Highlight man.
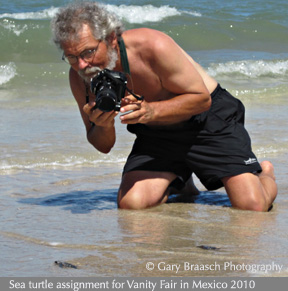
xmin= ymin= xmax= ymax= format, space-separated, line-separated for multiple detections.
xmin=51 ymin=2 xmax=277 ymax=211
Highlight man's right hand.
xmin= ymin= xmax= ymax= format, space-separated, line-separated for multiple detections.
xmin=83 ymin=102 xmax=118 ymax=128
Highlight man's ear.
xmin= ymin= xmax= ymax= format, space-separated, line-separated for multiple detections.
xmin=106 ymin=32 xmax=117 ymax=47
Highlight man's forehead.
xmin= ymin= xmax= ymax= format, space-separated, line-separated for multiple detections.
xmin=61 ymin=24 xmax=98 ymax=50
xmin=73 ymin=24 xmax=96 ymax=42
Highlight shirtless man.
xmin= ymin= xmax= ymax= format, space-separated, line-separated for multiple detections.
xmin=51 ymin=2 xmax=277 ymax=211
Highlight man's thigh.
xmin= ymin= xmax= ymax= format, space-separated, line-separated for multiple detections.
xmin=118 ymin=170 xmax=177 ymax=209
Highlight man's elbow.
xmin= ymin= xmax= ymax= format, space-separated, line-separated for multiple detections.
xmin=99 ymin=146 xmax=113 ymax=154
xmin=87 ymin=136 xmax=113 ymax=154
xmin=201 ymin=93 xmax=212 ymax=112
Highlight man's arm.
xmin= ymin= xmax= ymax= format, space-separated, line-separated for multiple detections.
xmin=69 ymin=68 xmax=117 ymax=153
xmin=120 ymin=29 xmax=212 ymax=125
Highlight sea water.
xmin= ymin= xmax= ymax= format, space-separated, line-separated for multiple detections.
xmin=0 ymin=0 xmax=288 ymax=277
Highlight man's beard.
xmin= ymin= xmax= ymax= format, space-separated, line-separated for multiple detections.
xmin=78 ymin=47 xmax=118 ymax=83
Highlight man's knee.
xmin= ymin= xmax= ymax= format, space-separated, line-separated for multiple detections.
xmin=118 ymin=190 xmax=147 ymax=210
xmin=118 ymin=184 xmax=169 ymax=210
xmin=118 ymin=171 xmax=174 ymax=210
xmin=222 ymin=174 xmax=272 ymax=212
xmin=232 ymin=195 xmax=268 ymax=212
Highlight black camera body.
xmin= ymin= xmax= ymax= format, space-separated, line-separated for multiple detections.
xmin=90 ymin=69 xmax=127 ymax=112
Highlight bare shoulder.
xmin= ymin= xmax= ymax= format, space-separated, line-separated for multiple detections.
xmin=68 ymin=68 xmax=92 ymax=131
xmin=69 ymin=68 xmax=86 ymax=104
xmin=124 ymin=28 xmax=171 ymax=42
xmin=124 ymin=28 xmax=194 ymax=76
xmin=123 ymin=28 xmax=176 ymax=58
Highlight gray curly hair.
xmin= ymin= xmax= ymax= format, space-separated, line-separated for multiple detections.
xmin=51 ymin=1 xmax=125 ymax=49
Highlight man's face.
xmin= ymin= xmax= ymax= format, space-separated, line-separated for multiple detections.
xmin=77 ymin=46 xmax=118 ymax=82
xmin=62 ymin=24 xmax=118 ymax=82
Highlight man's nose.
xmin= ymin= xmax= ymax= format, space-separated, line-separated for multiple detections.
xmin=77 ymin=57 xmax=89 ymax=70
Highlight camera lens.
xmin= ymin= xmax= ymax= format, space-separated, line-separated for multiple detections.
xmin=96 ymin=89 xmax=117 ymax=112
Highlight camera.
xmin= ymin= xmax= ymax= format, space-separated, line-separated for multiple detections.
xmin=90 ymin=69 xmax=127 ymax=112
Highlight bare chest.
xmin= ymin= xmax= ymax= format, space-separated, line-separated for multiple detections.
xmin=127 ymin=68 xmax=174 ymax=102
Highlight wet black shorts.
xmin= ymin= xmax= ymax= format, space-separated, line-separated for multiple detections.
xmin=123 ymin=84 xmax=262 ymax=190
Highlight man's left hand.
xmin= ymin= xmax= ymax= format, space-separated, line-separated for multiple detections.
xmin=119 ymin=95 xmax=154 ymax=124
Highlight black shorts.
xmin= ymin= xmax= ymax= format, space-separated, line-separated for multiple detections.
xmin=123 ymin=84 xmax=262 ymax=191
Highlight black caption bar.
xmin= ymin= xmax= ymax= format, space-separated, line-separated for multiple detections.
xmin=1 ymin=277 xmax=287 ymax=291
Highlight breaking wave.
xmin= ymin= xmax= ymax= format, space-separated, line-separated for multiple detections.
xmin=0 ymin=4 xmax=200 ymax=24
xmin=0 ymin=62 xmax=17 ymax=86
xmin=207 ymin=59 xmax=288 ymax=79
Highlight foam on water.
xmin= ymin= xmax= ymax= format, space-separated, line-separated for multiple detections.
xmin=0 ymin=62 xmax=17 ymax=85
xmin=0 ymin=156 xmax=127 ymax=173
xmin=207 ymin=59 xmax=288 ymax=79
xmin=0 ymin=18 xmax=29 ymax=35
xmin=0 ymin=7 xmax=58 ymax=20
xmin=105 ymin=4 xmax=180 ymax=23
xmin=0 ymin=4 xmax=200 ymax=24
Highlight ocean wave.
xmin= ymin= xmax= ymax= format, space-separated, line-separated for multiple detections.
xmin=0 ymin=4 xmax=200 ymax=24
xmin=207 ymin=59 xmax=288 ymax=78
xmin=0 ymin=62 xmax=17 ymax=86
xmin=0 ymin=156 xmax=127 ymax=172
xmin=105 ymin=4 xmax=181 ymax=24
xmin=0 ymin=18 xmax=29 ymax=35
xmin=0 ymin=7 xmax=58 ymax=20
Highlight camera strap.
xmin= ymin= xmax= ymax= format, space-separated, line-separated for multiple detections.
xmin=126 ymin=87 xmax=144 ymax=102
xmin=85 ymin=85 xmax=89 ymax=104
xmin=118 ymin=37 xmax=131 ymax=75
xmin=118 ymin=37 xmax=144 ymax=102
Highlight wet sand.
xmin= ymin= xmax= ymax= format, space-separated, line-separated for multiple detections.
xmin=1 ymin=151 xmax=287 ymax=277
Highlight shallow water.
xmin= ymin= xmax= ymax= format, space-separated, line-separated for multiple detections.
xmin=1 ymin=145 xmax=288 ymax=277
